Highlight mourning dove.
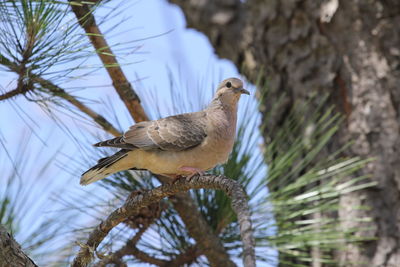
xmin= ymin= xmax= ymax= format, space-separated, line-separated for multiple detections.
xmin=81 ymin=78 xmax=249 ymax=185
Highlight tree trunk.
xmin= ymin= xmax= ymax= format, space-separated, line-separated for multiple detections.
xmin=0 ymin=225 xmax=37 ymax=267
xmin=169 ymin=0 xmax=400 ymax=266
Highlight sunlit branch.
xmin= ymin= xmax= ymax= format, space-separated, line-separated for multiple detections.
xmin=72 ymin=175 xmax=255 ymax=267
xmin=68 ymin=0 xmax=148 ymax=122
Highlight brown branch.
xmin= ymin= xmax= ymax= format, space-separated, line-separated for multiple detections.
xmin=124 ymin=244 xmax=200 ymax=267
xmin=0 ymin=80 xmax=34 ymax=101
xmin=98 ymin=234 xmax=200 ymax=267
xmin=0 ymin=53 xmax=34 ymax=101
xmin=0 ymin=52 xmax=121 ymax=137
xmin=72 ymin=175 xmax=255 ymax=267
xmin=33 ymin=76 xmax=121 ymax=137
xmin=162 ymin=245 xmax=201 ymax=267
xmin=96 ymin=199 xmax=167 ymax=267
xmin=96 ymin=224 xmax=167 ymax=267
xmin=0 ymin=225 xmax=38 ymax=267
xmin=154 ymin=176 xmax=236 ymax=266
xmin=98 ymin=231 xmax=200 ymax=267
xmin=126 ymin=246 xmax=168 ymax=266
xmin=170 ymin=193 xmax=237 ymax=267
xmin=68 ymin=1 xmax=148 ymax=122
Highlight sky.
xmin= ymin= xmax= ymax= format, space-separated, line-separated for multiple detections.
xmin=0 ymin=0 xmax=271 ymax=266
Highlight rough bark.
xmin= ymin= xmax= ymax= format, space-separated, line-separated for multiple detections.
xmin=0 ymin=225 xmax=38 ymax=267
xmin=72 ymin=175 xmax=255 ymax=267
xmin=170 ymin=0 xmax=400 ymax=266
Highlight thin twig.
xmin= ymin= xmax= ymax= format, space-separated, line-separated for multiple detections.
xmin=170 ymin=192 xmax=237 ymax=267
xmin=162 ymin=245 xmax=201 ymax=267
xmin=33 ymin=75 xmax=121 ymax=137
xmin=0 ymin=79 xmax=34 ymax=100
xmin=72 ymin=175 xmax=255 ymax=267
xmin=68 ymin=0 xmax=148 ymax=122
xmin=0 ymin=48 xmax=34 ymax=101
xmin=0 ymin=52 xmax=121 ymax=137
xmin=94 ymin=225 xmax=162 ymax=267
xmin=126 ymin=246 xmax=168 ymax=266
xmin=96 ymin=199 xmax=166 ymax=267
xmin=98 ymin=232 xmax=200 ymax=267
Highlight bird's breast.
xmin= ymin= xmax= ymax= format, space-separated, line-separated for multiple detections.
xmin=129 ymin=134 xmax=234 ymax=176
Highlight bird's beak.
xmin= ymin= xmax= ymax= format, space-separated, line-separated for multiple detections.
xmin=240 ymin=88 xmax=250 ymax=95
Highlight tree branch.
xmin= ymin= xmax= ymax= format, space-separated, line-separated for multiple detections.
xmin=163 ymin=245 xmax=201 ymax=267
xmin=170 ymin=193 xmax=237 ymax=267
xmin=0 ymin=52 xmax=34 ymax=101
xmin=0 ymin=52 xmax=121 ymax=137
xmin=0 ymin=79 xmax=34 ymax=101
xmin=98 ymin=232 xmax=200 ymax=267
xmin=126 ymin=246 xmax=168 ymax=266
xmin=33 ymin=75 xmax=122 ymax=137
xmin=96 ymin=198 xmax=167 ymax=266
xmin=72 ymin=175 xmax=255 ymax=267
xmin=68 ymin=1 xmax=148 ymax=122
xmin=0 ymin=225 xmax=38 ymax=267
xmin=94 ymin=225 xmax=165 ymax=267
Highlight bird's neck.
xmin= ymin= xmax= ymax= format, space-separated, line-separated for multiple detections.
xmin=208 ymin=96 xmax=238 ymax=132
xmin=208 ymin=96 xmax=239 ymax=114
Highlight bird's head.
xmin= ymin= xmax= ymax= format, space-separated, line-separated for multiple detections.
xmin=214 ymin=78 xmax=250 ymax=105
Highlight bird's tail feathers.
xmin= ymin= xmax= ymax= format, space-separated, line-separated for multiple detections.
xmin=80 ymin=150 xmax=129 ymax=185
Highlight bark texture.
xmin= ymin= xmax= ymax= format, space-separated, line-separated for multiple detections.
xmin=170 ymin=0 xmax=400 ymax=266
xmin=0 ymin=225 xmax=37 ymax=267
xmin=72 ymin=175 xmax=255 ymax=267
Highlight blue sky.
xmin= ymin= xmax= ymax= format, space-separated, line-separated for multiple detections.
xmin=0 ymin=0 xmax=270 ymax=266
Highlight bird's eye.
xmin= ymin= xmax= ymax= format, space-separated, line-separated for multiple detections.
xmin=226 ymin=81 xmax=232 ymax=88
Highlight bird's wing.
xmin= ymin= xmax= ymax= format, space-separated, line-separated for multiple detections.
xmin=94 ymin=111 xmax=208 ymax=151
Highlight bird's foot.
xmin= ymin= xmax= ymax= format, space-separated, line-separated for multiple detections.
xmin=178 ymin=166 xmax=205 ymax=179
xmin=171 ymin=175 xmax=186 ymax=184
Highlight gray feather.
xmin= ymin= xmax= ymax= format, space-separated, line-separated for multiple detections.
xmin=95 ymin=111 xmax=207 ymax=151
